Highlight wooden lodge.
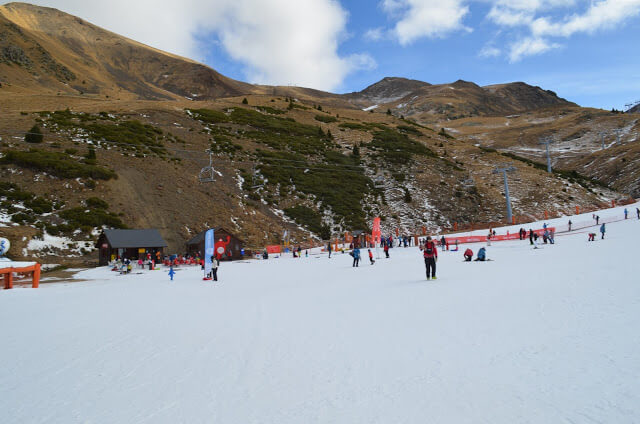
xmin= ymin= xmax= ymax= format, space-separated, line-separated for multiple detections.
xmin=96 ymin=229 xmax=167 ymax=266
xmin=186 ymin=227 xmax=245 ymax=261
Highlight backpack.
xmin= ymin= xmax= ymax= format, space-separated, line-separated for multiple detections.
xmin=424 ymin=242 xmax=433 ymax=255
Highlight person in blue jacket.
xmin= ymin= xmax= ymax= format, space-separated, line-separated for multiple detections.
xmin=168 ymin=266 xmax=176 ymax=281
xmin=600 ymin=223 xmax=606 ymax=239
xmin=624 ymin=208 xmax=628 ymax=219
xmin=474 ymin=247 xmax=487 ymax=262
xmin=352 ymin=246 xmax=361 ymax=267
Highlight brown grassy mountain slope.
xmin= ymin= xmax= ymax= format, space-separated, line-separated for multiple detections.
xmin=440 ymin=107 xmax=640 ymax=197
xmin=0 ymin=3 xmax=630 ymax=265
xmin=364 ymin=79 xmax=575 ymax=121
xmin=0 ymin=2 xmax=252 ymax=100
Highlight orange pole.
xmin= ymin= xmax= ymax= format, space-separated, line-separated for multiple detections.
xmin=453 ymin=222 xmax=458 ymax=231
xmin=575 ymin=206 xmax=580 ymax=215
xmin=544 ymin=210 xmax=549 ymax=220
xmin=32 ymin=263 xmax=41 ymax=289
xmin=611 ymin=199 xmax=616 ymax=208
xmin=7 ymin=272 xmax=13 ymax=290
xmin=512 ymin=216 xmax=516 ymax=225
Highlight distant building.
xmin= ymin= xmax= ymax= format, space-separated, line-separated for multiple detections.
xmin=96 ymin=229 xmax=167 ymax=266
xmin=186 ymin=227 xmax=245 ymax=261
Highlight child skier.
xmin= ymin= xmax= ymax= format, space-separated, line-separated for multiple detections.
xmin=168 ymin=266 xmax=175 ymax=281
xmin=368 ymin=249 xmax=375 ymax=265
xmin=420 ymin=236 xmax=438 ymax=280
xmin=383 ymin=242 xmax=390 ymax=258
xmin=475 ymin=247 xmax=487 ymax=262
xmin=463 ymin=248 xmax=473 ymax=262
xmin=212 ymin=255 xmax=220 ymax=281
xmin=600 ymin=223 xmax=606 ymax=239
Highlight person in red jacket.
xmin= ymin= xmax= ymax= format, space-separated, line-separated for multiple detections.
xmin=420 ymin=236 xmax=438 ymax=280
xmin=368 ymin=249 xmax=375 ymax=265
xmin=463 ymin=248 xmax=473 ymax=261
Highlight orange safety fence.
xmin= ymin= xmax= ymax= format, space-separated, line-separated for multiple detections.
xmin=1 ymin=263 xmax=41 ymax=289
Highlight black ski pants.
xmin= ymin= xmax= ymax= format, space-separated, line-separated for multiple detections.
xmin=353 ymin=257 xmax=360 ymax=267
xmin=424 ymin=257 xmax=436 ymax=278
xmin=212 ymin=268 xmax=218 ymax=281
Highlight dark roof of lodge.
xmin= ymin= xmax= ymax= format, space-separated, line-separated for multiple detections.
xmin=186 ymin=228 xmax=244 ymax=245
xmin=101 ymin=229 xmax=167 ymax=248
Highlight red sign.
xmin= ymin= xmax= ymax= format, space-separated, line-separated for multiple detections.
xmin=266 ymin=245 xmax=281 ymax=254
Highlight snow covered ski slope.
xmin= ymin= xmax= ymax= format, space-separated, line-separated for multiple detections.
xmin=1 ymin=203 xmax=639 ymax=423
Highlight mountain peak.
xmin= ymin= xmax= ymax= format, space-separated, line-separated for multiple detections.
xmin=347 ymin=76 xmax=430 ymax=105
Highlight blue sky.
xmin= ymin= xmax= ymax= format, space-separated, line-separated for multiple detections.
xmin=204 ymin=0 xmax=640 ymax=110
xmin=24 ymin=0 xmax=640 ymax=110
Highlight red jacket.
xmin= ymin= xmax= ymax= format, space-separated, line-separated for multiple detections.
xmin=422 ymin=242 xmax=438 ymax=258
xmin=464 ymin=248 xmax=473 ymax=257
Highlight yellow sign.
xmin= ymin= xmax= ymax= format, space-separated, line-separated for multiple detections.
xmin=138 ymin=248 xmax=146 ymax=253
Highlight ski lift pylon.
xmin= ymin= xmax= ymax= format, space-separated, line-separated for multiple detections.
xmin=199 ymin=150 xmax=216 ymax=183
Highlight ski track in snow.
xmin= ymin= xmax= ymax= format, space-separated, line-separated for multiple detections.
xmin=1 ymin=203 xmax=639 ymax=423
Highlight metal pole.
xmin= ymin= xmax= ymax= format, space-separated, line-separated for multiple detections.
xmin=600 ymin=132 xmax=606 ymax=150
xmin=538 ymin=137 xmax=553 ymax=173
xmin=545 ymin=142 xmax=552 ymax=173
xmin=503 ymin=171 xmax=513 ymax=223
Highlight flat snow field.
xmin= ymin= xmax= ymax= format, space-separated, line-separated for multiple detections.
xmin=1 ymin=206 xmax=640 ymax=423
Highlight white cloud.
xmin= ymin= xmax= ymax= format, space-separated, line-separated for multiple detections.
xmin=530 ymin=0 xmax=640 ymax=37
xmin=479 ymin=45 xmax=501 ymax=58
xmin=23 ymin=0 xmax=374 ymax=91
xmin=364 ymin=27 xmax=386 ymax=41
xmin=488 ymin=0 xmax=640 ymax=61
xmin=380 ymin=0 xmax=471 ymax=45
xmin=508 ymin=37 xmax=561 ymax=62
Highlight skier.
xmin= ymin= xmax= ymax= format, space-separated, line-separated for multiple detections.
xmin=595 ymin=215 xmax=600 ymax=225
xmin=368 ymin=249 xmax=375 ymax=265
xmin=352 ymin=246 xmax=361 ymax=267
xmin=383 ymin=242 xmax=390 ymax=258
xmin=211 ymin=255 xmax=220 ymax=281
xmin=420 ymin=236 xmax=438 ymax=280
xmin=600 ymin=223 xmax=606 ymax=239
xmin=588 ymin=233 xmax=596 ymax=241
xmin=168 ymin=266 xmax=175 ymax=281
xmin=463 ymin=248 xmax=473 ymax=262
xmin=529 ymin=229 xmax=534 ymax=245
xmin=328 ymin=242 xmax=332 ymax=258
xmin=637 ymin=207 xmax=640 ymax=219
xmin=440 ymin=236 xmax=446 ymax=250
xmin=475 ymin=247 xmax=486 ymax=261
xmin=568 ymin=220 xmax=572 ymax=232
xmin=624 ymin=208 xmax=628 ymax=219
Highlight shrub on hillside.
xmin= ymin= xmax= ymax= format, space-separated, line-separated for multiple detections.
xmin=25 ymin=124 xmax=43 ymax=143
xmin=314 ymin=115 xmax=338 ymax=123
xmin=0 ymin=149 xmax=117 ymax=180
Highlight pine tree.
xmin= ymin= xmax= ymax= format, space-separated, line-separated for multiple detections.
xmin=25 ymin=124 xmax=43 ymax=143
xmin=242 ymin=98 xmax=249 ymax=105
xmin=352 ymin=143 xmax=360 ymax=157
xmin=386 ymin=109 xmax=392 ymax=115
